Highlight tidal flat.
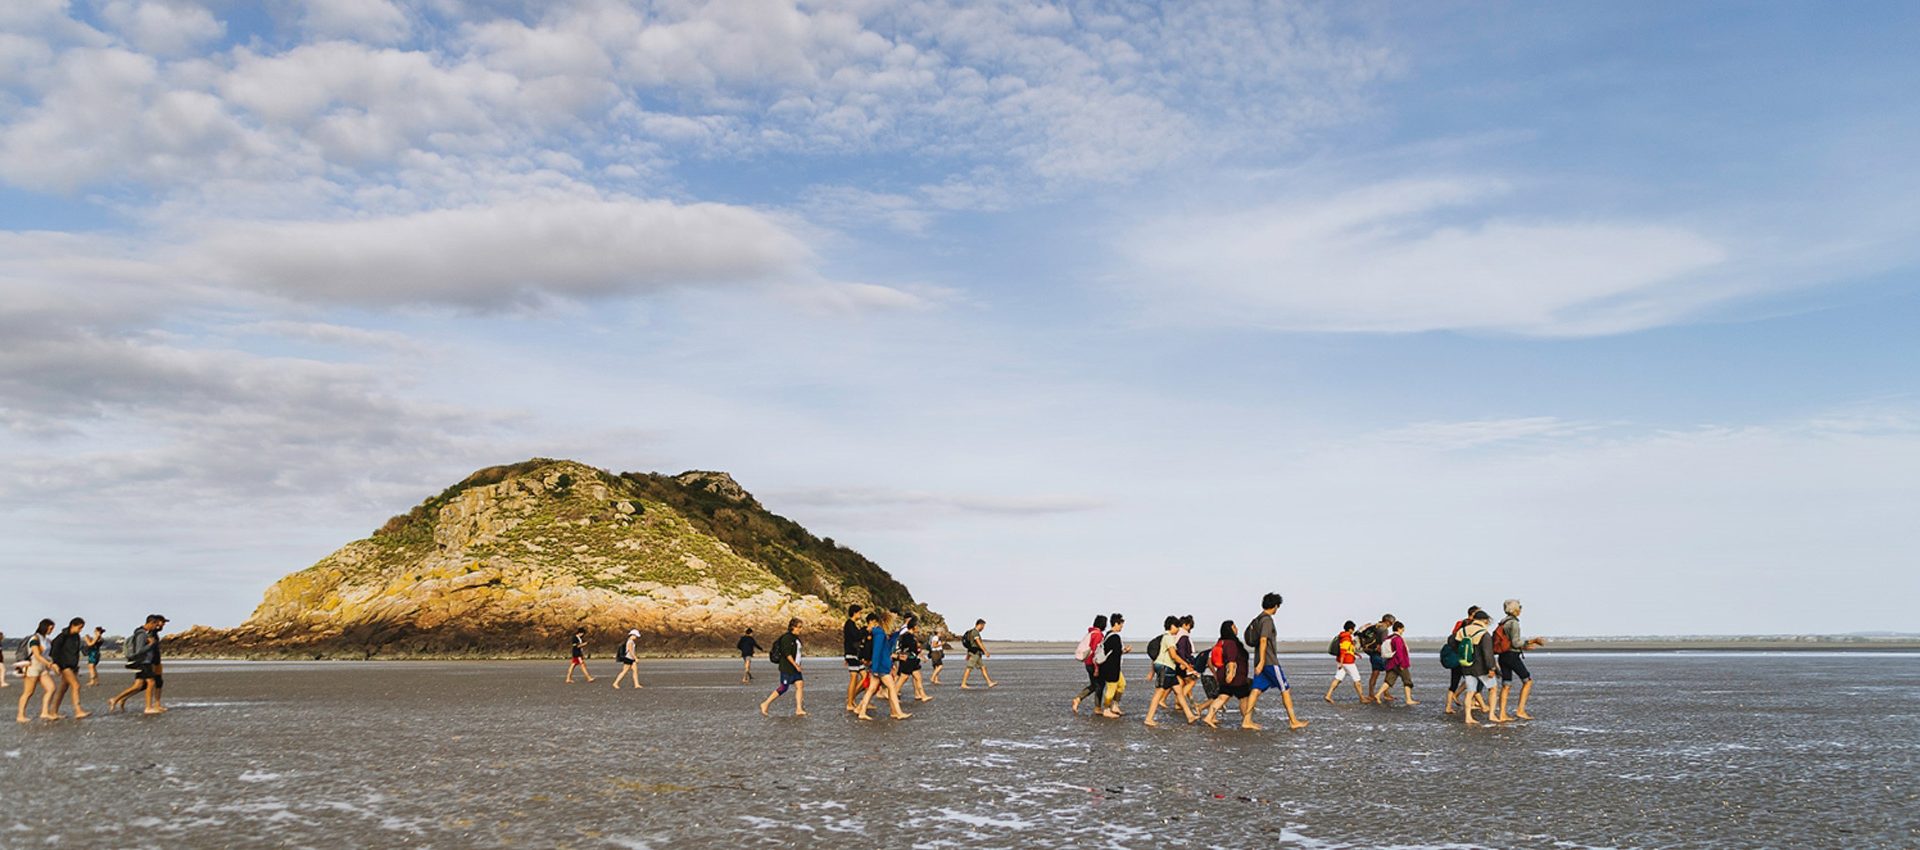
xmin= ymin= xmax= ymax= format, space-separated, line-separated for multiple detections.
xmin=3 ymin=653 xmax=1916 ymax=848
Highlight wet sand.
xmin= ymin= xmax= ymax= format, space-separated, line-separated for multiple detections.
xmin=3 ymin=653 xmax=1916 ymax=848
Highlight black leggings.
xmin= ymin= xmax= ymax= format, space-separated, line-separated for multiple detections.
xmin=1075 ymin=665 xmax=1101 ymax=700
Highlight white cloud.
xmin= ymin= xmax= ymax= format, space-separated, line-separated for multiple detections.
xmin=296 ymin=0 xmax=410 ymax=45
xmin=181 ymin=197 xmax=816 ymax=308
xmin=99 ymin=0 xmax=224 ymax=56
xmin=1122 ymin=178 xmax=1729 ymax=335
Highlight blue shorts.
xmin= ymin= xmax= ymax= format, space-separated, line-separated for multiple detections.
xmin=1250 ymin=664 xmax=1289 ymax=693
xmin=1367 ymin=653 xmax=1386 ymax=672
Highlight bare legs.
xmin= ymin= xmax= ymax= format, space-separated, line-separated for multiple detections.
xmin=855 ymin=672 xmax=910 ymax=720
xmin=565 ymin=659 xmax=594 ymax=683
xmin=16 ymin=671 xmax=55 ymax=722
xmin=51 ymin=669 xmax=90 ymax=719
xmin=612 ymin=663 xmax=642 ymax=689
xmin=760 ymin=680 xmax=806 ymax=717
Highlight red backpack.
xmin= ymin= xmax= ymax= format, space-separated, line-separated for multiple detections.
xmin=1492 ymin=618 xmax=1515 ymax=655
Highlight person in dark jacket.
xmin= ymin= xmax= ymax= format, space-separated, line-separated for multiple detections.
xmin=108 ymin=614 xmax=167 ymax=715
xmin=47 ymin=618 xmax=90 ymax=720
xmin=1095 ymin=613 xmax=1127 ymax=718
xmin=759 ymin=619 xmax=807 ymax=717
xmin=1454 ymin=610 xmax=1499 ymax=726
xmin=842 ymin=604 xmax=866 ymax=713
xmin=737 ymin=628 xmax=763 ymax=683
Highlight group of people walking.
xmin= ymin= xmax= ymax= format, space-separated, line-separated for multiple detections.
xmin=1069 ymin=593 xmax=1544 ymax=730
xmin=548 ymin=595 xmax=1542 ymax=733
xmin=837 ymin=605 xmax=992 ymax=721
xmin=8 ymin=614 xmax=171 ymax=722
xmin=555 ymin=605 xmax=996 ymax=721
xmin=1071 ymin=593 xmax=1310 ymax=731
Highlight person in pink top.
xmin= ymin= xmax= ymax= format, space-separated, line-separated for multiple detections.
xmin=1375 ymin=621 xmax=1417 ymax=705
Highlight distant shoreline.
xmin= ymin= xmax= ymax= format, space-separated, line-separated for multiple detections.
xmin=165 ymin=635 xmax=1920 ymax=661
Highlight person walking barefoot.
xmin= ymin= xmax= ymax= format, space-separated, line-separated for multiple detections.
xmin=47 ymin=618 xmax=92 ymax=719
xmin=1144 ymin=617 xmax=1195 ymax=727
xmin=82 ymin=627 xmax=105 ymax=686
xmin=1200 ymin=620 xmax=1254 ymax=729
xmin=1376 ymin=621 xmax=1418 ymax=705
xmin=16 ymin=619 xmax=57 ymax=722
xmin=897 ymin=617 xmax=933 ymax=702
xmin=108 ymin=615 xmax=166 ymax=715
xmin=854 ymin=612 xmax=911 ymax=720
xmin=1095 ymin=614 xmax=1128 ymax=718
xmin=1245 ymin=592 xmax=1308 ymax=731
xmin=565 ymin=627 xmax=595 ymax=684
xmin=612 ymin=630 xmax=643 ymax=690
xmin=760 ymin=619 xmax=807 ymax=717
xmin=737 ymin=628 xmax=763 ymax=683
xmin=1452 ymin=611 xmax=1497 ymax=726
xmin=959 ymin=619 xmax=996 ymax=689
xmin=926 ymin=630 xmax=946 ymax=685
xmin=841 ymin=604 xmax=866 ymax=713
xmin=1493 ymin=599 xmax=1547 ymax=721
xmin=1070 ymin=615 xmax=1107 ymax=714
xmin=1444 ymin=606 xmax=1482 ymax=715
xmin=1325 ymin=621 xmax=1367 ymax=704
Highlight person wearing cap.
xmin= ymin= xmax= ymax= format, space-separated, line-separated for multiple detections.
xmin=109 ymin=614 xmax=168 ymax=715
xmin=612 ymin=629 xmax=643 ymax=690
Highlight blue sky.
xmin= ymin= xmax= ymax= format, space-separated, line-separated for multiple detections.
xmin=2 ymin=0 xmax=1915 ymax=640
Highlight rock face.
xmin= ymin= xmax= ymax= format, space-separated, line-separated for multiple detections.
xmin=172 ymin=459 xmax=941 ymax=658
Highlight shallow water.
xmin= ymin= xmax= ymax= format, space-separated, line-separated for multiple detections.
xmin=3 ymin=653 xmax=1916 ymax=848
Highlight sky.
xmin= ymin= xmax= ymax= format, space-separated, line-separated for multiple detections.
xmin=2 ymin=0 xmax=1917 ymax=640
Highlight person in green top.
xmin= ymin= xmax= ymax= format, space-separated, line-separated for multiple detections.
xmin=760 ymin=619 xmax=807 ymax=717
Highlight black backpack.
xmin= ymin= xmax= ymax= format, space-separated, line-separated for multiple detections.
xmin=1145 ymin=635 xmax=1164 ymax=664
xmin=1326 ymin=634 xmax=1342 ymax=657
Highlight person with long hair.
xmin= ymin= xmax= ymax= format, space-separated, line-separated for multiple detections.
xmin=15 ymin=619 xmax=59 ymax=722
xmin=1200 ymin=620 xmax=1254 ymax=729
xmin=47 ymin=618 xmax=91 ymax=719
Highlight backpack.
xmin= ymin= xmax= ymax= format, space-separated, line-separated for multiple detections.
xmin=1492 ymin=618 xmax=1515 ymax=655
xmin=1444 ymin=627 xmax=1481 ymax=669
xmin=123 ymin=628 xmax=151 ymax=664
xmin=1074 ymin=630 xmax=1096 ymax=663
xmin=1326 ymin=634 xmax=1341 ymax=657
xmin=768 ymin=637 xmax=787 ymax=666
xmin=1357 ymin=625 xmax=1384 ymax=654
xmin=1145 ymin=635 xmax=1164 ymax=664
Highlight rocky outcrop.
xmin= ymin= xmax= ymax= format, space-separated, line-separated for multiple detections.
xmin=172 ymin=459 xmax=941 ymax=658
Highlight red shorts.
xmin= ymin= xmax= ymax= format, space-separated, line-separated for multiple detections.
xmin=570 ymin=657 xmax=585 ymax=667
